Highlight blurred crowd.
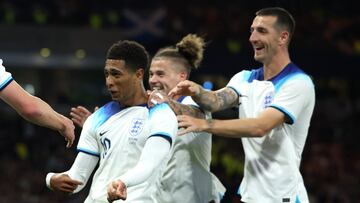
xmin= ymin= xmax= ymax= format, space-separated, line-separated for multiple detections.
xmin=0 ymin=0 xmax=359 ymax=202
xmin=0 ymin=0 xmax=359 ymax=56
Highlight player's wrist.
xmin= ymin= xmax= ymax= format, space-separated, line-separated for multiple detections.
xmin=205 ymin=118 xmax=214 ymax=131
xmin=46 ymin=172 xmax=55 ymax=190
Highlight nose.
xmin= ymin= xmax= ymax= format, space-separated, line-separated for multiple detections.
xmin=249 ymin=31 xmax=257 ymax=44
xmin=106 ymin=76 xmax=114 ymax=88
xmin=149 ymin=75 xmax=158 ymax=85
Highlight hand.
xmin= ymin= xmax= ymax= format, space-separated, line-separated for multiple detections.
xmin=148 ymin=90 xmax=169 ymax=107
xmin=107 ymin=179 xmax=127 ymax=202
xmin=50 ymin=173 xmax=83 ymax=194
xmin=177 ymin=115 xmax=208 ymax=135
xmin=168 ymin=80 xmax=202 ymax=98
xmin=70 ymin=106 xmax=97 ymax=128
xmin=58 ymin=115 xmax=75 ymax=148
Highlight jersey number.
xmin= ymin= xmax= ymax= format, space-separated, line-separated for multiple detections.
xmin=100 ymin=137 xmax=111 ymax=158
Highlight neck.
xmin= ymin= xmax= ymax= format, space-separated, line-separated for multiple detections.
xmin=123 ymin=86 xmax=148 ymax=106
xmin=263 ymin=50 xmax=291 ymax=80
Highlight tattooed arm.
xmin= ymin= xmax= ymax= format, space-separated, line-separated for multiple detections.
xmin=193 ymin=87 xmax=238 ymax=112
xmin=167 ymin=99 xmax=205 ymax=119
xmin=169 ymin=80 xmax=239 ymax=113
xmin=148 ymin=90 xmax=205 ymax=119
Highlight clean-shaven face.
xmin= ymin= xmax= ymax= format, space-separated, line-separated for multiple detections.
xmin=149 ymin=59 xmax=184 ymax=94
xmin=104 ymin=59 xmax=138 ymax=104
xmin=249 ymin=15 xmax=281 ymax=64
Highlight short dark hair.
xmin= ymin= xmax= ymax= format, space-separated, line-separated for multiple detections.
xmin=256 ymin=7 xmax=295 ymax=42
xmin=106 ymin=40 xmax=150 ymax=72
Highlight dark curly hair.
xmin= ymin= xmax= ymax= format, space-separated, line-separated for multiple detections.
xmin=106 ymin=40 xmax=150 ymax=72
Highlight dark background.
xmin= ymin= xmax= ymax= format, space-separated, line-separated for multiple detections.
xmin=0 ymin=0 xmax=359 ymax=202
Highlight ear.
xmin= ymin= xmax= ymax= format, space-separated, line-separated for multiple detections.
xmin=135 ymin=68 xmax=144 ymax=79
xmin=279 ymin=31 xmax=289 ymax=46
xmin=179 ymin=71 xmax=188 ymax=80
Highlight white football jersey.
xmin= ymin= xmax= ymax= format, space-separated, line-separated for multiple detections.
xmin=0 ymin=59 xmax=13 ymax=91
xmin=153 ymin=96 xmax=226 ymax=203
xmin=227 ymin=63 xmax=315 ymax=203
xmin=77 ymin=102 xmax=177 ymax=203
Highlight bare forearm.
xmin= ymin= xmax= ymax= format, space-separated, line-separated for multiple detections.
xmin=21 ymin=96 xmax=65 ymax=131
xmin=205 ymin=118 xmax=267 ymax=138
xmin=167 ymin=99 xmax=204 ymax=119
xmin=192 ymin=87 xmax=239 ymax=113
xmin=192 ymin=88 xmax=222 ymax=112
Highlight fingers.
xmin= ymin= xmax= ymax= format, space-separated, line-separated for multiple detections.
xmin=107 ymin=181 xmax=119 ymax=202
xmin=52 ymin=174 xmax=82 ymax=193
xmin=115 ymin=184 xmax=127 ymax=200
xmin=66 ymin=139 xmax=71 ymax=148
xmin=66 ymin=179 xmax=83 ymax=186
xmin=62 ymin=118 xmax=75 ymax=148
xmin=70 ymin=106 xmax=93 ymax=128
xmin=107 ymin=180 xmax=127 ymax=202
xmin=148 ymin=90 xmax=168 ymax=106
xmin=168 ymin=80 xmax=193 ymax=97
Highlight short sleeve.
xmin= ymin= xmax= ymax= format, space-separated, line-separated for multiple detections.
xmin=148 ymin=103 xmax=178 ymax=145
xmin=270 ymin=75 xmax=315 ymax=124
xmin=226 ymin=70 xmax=252 ymax=97
xmin=0 ymin=59 xmax=13 ymax=91
xmin=77 ymin=115 xmax=100 ymax=157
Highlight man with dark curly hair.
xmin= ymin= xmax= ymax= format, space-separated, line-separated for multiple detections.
xmin=46 ymin=40 xmax=178 ymax=203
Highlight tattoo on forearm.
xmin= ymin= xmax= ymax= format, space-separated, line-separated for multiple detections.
xmin=193 ymin=88 xmax=218 ymax=111
xmin=215 ymin=88 xmax=239 ymax=110
xmin=169 ymin=100 xmax=205 ymax=118
xmin=193 ymin=87 xmax=238 ymax=112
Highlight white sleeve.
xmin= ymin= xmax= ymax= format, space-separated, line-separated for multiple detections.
xmin=119 ymin=136 xmax=171 ymax=187
xmin=119 ymin=103 xmax=177 ymax=187
xmin=0 ymin=59 xmax=13 ymax=91
xmin=148 ymin=103 xmax=178 ymax=142
xmin=226 ymin=70 xmax=252 ymax=96
xmin=68 ymin=152 xmax=99 ymax=193
xmin=77 ymin=114 xmax=100 ymax=157
xmin=46 ymin=152 xmax=99 ymax=193
xmin=270 ymin=75 xmax=315 ymax=124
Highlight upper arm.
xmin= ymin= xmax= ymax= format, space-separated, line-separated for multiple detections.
xmin=0 ymin=80 xmax=37 ymax=114
xmin=257 ymin=107 xmax=286 ymax=133
xmin=149 ymin=103 xmax=178 ymax=145
xmin=270 ymin=75 xmax=315 ymax=124
xmin=77 ymin=117 xmax=101 ymax=157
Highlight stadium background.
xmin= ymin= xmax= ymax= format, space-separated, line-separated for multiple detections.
xmin=0 ymin=0 xmax=359 ymax=202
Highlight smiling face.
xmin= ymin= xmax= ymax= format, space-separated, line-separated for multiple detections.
xmin=104 ymin=59 xmax=142 ymax=105
xmin=148 ymin=58 xmax=187 ymax=94
xmin=249 ymin=15 xmax=283 ymax=64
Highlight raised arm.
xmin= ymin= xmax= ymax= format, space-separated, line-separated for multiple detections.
xmin=148 ymin=90 xmax=204 ymax=118
xmin=168 ymin=80 xmax=239 ymax=112
xmin=0 ymin=80 xmax=75 ymax=147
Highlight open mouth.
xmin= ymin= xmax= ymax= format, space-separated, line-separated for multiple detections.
xmin=254 ymin=46 xmax=264 ymax=52
xmin=151 ymin=87 xmax=163 ymax=91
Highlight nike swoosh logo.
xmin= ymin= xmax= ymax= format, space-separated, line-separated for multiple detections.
xmin=99 ymin=131 xmax=108 ymax=136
